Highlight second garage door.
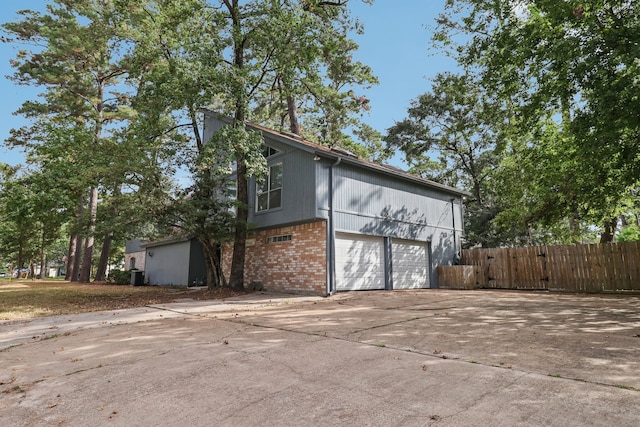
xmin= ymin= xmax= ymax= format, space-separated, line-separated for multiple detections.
xmin=392 ymin=239 xmax=430 ymax=289
xmin=335 ymin=233 xmax=385 ymax=291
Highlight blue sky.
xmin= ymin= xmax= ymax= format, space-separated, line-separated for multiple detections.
xmin=0 ymin=0 xmax=456 ymax=168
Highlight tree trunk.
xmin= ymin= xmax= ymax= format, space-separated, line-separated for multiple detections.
xmin=39 ymin=230 xmax=47 ymax=280
xmin=68 ymin=193 xmax=85 ymax=282
xmin=201 ymin=238 xmax=225 ymax=289
xmin=620 ymin=214 xmax=628 ymax=227
xmin=229 ymin=160 xmax=248 ymax=291
xmin=94 ymin=234 xmax=112 ymax=282
xmin=287 ymin=95 xmax=302 ymax=136
xmin=65 ymin=235 xmax=75 ymax=280
xmin=71 ymin=235 xmax=83 ymax=282
xmin=79 ymin=186 xmax=98 ymax=282
xmin=79 ymin=79 xmax=104 ymax=283
xmin=228 ymin=1 xmax=248 ymax=292
xmin=17 ymin=238 xmax=24 ymax=280
xmin=94 ymin=184 xmax=120 ymax=282
xmin=569 ymin=213 xmax=581 ymax=244
xmin=599 ymin=218 xmax=617 ymax=243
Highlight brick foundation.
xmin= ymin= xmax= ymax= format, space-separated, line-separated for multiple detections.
xmin=222 ymin=220 xmax=327 ymax=295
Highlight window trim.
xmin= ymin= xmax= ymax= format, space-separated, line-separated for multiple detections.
xmin=256 ymin=161 xmax=283 ymax=212
xmin=266 ymin=234 xmax=292 ymax=243
xmin=261 ymin=145 xmax=281 ymax=158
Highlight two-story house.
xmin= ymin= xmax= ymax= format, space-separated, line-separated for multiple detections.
xmin=201 ymin=111 xmax=469 ymax=296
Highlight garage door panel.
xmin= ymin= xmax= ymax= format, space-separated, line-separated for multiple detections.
xmin=337 ymin=276 xmax=385 ymax=290
xmin=392 ymin=239 xmax=429 ymax=289
xmin=336 ymin=233 xmax=385 ymax=291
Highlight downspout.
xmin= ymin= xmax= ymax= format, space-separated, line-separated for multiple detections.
xmin=450 ymin=198 xmax=458 ymax=264
xmin=328 ymin=157 xmax=341 ymax=295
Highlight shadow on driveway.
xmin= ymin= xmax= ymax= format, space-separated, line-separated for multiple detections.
xmin=1 ymin=290 xmax=639 ymax=426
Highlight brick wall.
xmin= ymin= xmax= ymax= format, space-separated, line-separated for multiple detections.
xmin=222 ymin=220 xmax=327 ymax=295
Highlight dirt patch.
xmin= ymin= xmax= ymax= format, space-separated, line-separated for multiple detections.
xmin=0 ymin=280 xmax=250 ymax=320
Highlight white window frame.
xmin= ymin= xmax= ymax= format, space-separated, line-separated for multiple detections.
xmin=256 ymin=162 xmax=283 ymax=212
xmin=266 ymin=234 xmax=292 ymax=243
xmin=261 ymin=145 xmax=280 ymax=158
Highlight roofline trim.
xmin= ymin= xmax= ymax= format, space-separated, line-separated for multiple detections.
xmin=312 ymin=151 xmax=472 ymax=197
xmin=199 ymin=108 xmax=472 ymax=198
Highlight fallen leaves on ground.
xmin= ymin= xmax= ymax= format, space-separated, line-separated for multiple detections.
xmin=0 ymin=280 xmax=251 ymax=320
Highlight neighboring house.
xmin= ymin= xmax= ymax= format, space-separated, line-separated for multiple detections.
xmin=124 ymin=239 xmax=146 ymax=272
xmin=202 ymin=110 xmax=470 ymax=296
xmin=142 ymin=237 xmax=207 ymax=287
xmin=46 ymin=264 xmax=66 ymax=278
xmin=31 ymin=263 xmax=66 ymax=278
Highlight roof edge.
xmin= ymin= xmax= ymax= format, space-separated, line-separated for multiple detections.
xmin=141 ymin=236 xmax=192 ymax=249
xmin=199 ymin=108 xmax=472 ymax=198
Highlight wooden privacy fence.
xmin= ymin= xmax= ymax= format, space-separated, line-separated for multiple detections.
xmin=438 ymin=242 xmax=640 ymax=293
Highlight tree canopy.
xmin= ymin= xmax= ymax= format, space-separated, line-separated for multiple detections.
xmin=1 ymin=0 xmax=379 ymax=286
xmin=389 ymin=0 xmax=640 ymax=246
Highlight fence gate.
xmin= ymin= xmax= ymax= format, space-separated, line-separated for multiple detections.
xmin=449 ymin=242 xmax=640 ymax=293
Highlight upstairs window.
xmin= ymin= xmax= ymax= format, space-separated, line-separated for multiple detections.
xmin=261 ymin=145 xmax=280 ymax=158
xmin=225 ymin=179 xmax=237 ymax=214
xmin=257 ymin=162 xmax=282 ymax=211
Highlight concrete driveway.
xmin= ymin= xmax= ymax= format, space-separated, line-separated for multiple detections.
xmin=1 ymin=290 xmax=639 ymax=426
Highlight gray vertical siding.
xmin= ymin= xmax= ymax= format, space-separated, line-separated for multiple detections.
xmin=144 ymin=239 xmax=206 ymax=286
xmin=321 ymin=162 xmax=464 ymax=287
xmin=247 ymin=137 xmax=320 ymax=228
xmin=202 ymin=116 xmax=225 ymax=145
xmin=145 ymin=241 xmax=191 ymax=286
xmin=125 ymin=239 xmax=146 ymax=253
xmin=315 ymin=158 xmax=331 ymax=219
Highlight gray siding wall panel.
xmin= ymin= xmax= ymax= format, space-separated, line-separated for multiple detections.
xmin=248 ymin=138 xmax=319 ymax=228
xmin=332 ymin=164 xmax=461 ymax=238
xmin=145 ymin=241 xmax=190 ymax=286
xmin=125 ymin=239 xmax=145 ymax=253
xmin=202 ymin=116 xmax=225 ymax=145
xmin=315 ymin=159 xmax=331 ymax=219
xmin=329 ymin=163 xmax=463 ymax=287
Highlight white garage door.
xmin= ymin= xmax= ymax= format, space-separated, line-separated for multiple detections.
xmin=335 ymin=233 xmax=385 ymax=291
xmin=392 ymin=239 xmax=429 ymax=289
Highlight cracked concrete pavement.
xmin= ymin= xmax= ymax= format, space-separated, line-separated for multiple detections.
xmin=1 ymin=289 xmax=639 ymax=426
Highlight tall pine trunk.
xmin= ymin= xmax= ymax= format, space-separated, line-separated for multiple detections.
xmin=94 ymin=184 xmax=120 ymax=282
xmin=79 ymin=85 xmax=103 ymax=284
xmin=94 ymin=234 xmax=112 ymax=281
xmin=65 ymin=235 xmax=75 ymax=280
xmin=71 ymin=235 xmax=83 ymax=282
xmin=79 ymin=186 xmax=98 ymax=282
xmin=17 ymin=236 xmax=24 ymax=279
xmin=229 ymin=160 xmax=248 ymax=291
xmin=227 ymin=0 xmax=247 ymax=291
xmin=67 ymin=194 xmax=84 ymax=281
xmin=39 ymin=229 xmax=46 ymax=279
